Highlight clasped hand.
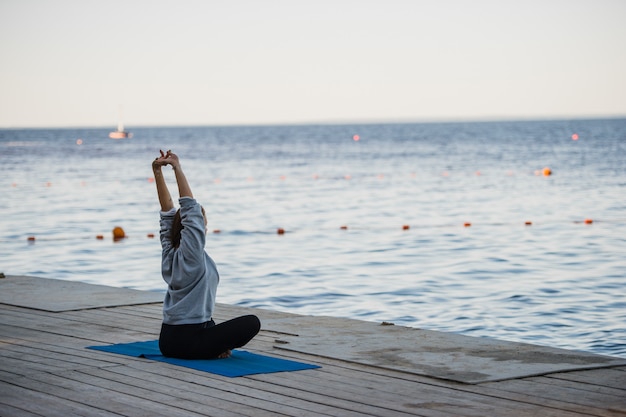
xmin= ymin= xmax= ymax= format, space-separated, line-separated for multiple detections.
xmin=153 ymin=149 xmax=180 ymax=169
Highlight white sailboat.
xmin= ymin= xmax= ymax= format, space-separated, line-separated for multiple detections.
xmin=109 ymin=108 xmax=132 ymax=139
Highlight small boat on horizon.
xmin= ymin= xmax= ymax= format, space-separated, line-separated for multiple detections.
xmin=109 ymin=120 xmax=133 ymax=139
xmin=109 ymin=108 xmax=132 ymax=139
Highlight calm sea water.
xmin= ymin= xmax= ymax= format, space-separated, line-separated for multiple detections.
xmin=1 ymin=119 xmax=625 ymax=358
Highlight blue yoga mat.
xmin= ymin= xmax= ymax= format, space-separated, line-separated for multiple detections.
xmin=87 ymin=340 xmax=320 ymax=377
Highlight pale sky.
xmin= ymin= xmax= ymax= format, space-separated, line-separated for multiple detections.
xmin=1 ymin=0 xmax=625 ymax=128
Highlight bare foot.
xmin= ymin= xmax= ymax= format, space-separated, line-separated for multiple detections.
xmin=217 ymin=350 xmax=232 ymax=359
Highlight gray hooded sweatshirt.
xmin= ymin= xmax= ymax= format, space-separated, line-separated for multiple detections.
xmin=160 ymin=197 xmax=219 ymax=325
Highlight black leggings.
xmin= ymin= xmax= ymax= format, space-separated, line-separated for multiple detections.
xmin=159 ymin=315 xmax=261 ymax=359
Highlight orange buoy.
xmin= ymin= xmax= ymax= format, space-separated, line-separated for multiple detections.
xmin=542 ymin=167 xmax=552 ymax=176
xmin=277 ymin=228 xmax=285 ymax=235
xmin=27 ymin=236 xmax=36 ymax=242
xmin=112 ymin=226 xmax=126 ymax=240
xmin=96 ymin=235 xmax=104 ymax=240
xmin=525 ymin=221 xmax=533 ymax=226
xmin=584 ymin=219 xmax=593 ymax=224
xmin=340 ymin=225 xmax=348 ymax=230
xmin=402 ymin=225 xmax=410 ymax=230
xmin=463 ymin=222 xmax=472 ymax=227
xmin=213 ymin=229 xmax=221 ymax=234
xmin=147 ymin=233 xmax=155 ymax=238
xmin=572 ymin=133 xmax=579 ymax=140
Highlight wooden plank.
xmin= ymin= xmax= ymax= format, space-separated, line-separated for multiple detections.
xmin=0 ymin=303 xmax=157 ymax=336
xmin=0 ymin=369 xmax=23 ymax=381
xmin=250 ymin=370 xmax=476 ymax=417
xmin=0 ymin=402 xmax=43 ymax=417
xmin=525 ymin=374 xmax=626 ymax=399
xmin=0 ymin=275 xmax=163 ymax=312
xmin=54 ymin=368 xmax=270 ymax=417
xmin=0 ymin=308 xmax=154 ymax=344
xmin=0 ymin=351 xmax=72 ymax=376
xmin=62 ymin=304 xmax=162 ymax=323
xmin=280 ymin=366 xmax=500 ymax=415
xmin=1 ymin=338 xmax=121 ymax=370
xmin=2 ymin=371 xmax=226 ymax=417
xmin=82 ymin=364 xmax=326 ymax=417
xmin=218 ymin=303 xmax=626 ymax=413
xmin=121 ymin=360 xmax=384 ymax=417
xmin=263 ymin=345 xmax=607 ymax=417
xmin=480 ymin=378 xmax=626 ymax=416
xmin=0 ymin=324 xmax=143 ymax=370
xmin=112 ymin=303 xmax=164 ymax=318
xmin=59 ymin=309 xmax=160 ymax=335
xmin=254 ymin=354 xmax=596 ymax=417
xmin=0 ymin=380 xmax=120 ymax=417
xmin=548 ymin=368 xmax=626 ymax=390
xmin=0 ymin=307 xmax=125 ymax=338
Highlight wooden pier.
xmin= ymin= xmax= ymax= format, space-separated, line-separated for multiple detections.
xmin=1 ymin=275 xmax=625 ymax=416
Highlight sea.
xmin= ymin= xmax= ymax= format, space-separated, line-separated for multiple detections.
xmin=1 ymin=118 xmax=625 ymax=358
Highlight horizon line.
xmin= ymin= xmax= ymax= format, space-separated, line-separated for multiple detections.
xmin=1 ymin=114 xmax=625 ymax=130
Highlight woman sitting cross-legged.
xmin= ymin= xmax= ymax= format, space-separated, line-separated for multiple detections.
xmin=152 ymin=149 xmax=260 ymax=359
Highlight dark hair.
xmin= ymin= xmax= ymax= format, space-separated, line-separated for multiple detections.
xmin=170 ymin=206 xmax=206 ymax=248
xmin=170 ymin=209 xmax=183 ymax=248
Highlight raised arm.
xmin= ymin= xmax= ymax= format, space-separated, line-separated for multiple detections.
xmin=153 ymin=150 xmax=193 ymax=202
xmin=153 ymin=150 xmax=175 ymax=211
xmin=168 ymin=153 xmax=193 ymax=199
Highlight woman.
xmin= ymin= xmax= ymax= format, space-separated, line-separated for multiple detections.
xmin=152 ymin=150 xmax=260 ymax=359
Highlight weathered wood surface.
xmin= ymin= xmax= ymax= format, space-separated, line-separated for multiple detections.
xmin=1 ymin=277 xmax=625 ymax=416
